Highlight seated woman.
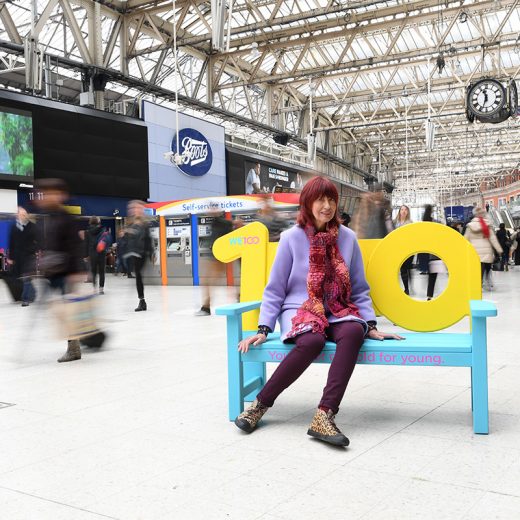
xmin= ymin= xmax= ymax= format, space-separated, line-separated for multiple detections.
xmin=235 ymin=176 xmax=403 ymax=447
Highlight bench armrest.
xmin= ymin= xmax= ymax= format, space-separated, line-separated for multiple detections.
xmin=470 ymin=300 xmax=497 ymax=318
xmin=215 ymin=301 xmax=262 ymax=317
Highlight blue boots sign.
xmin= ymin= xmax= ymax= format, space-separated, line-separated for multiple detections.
xmin=171 ymin=128 xmax=213 ymax=177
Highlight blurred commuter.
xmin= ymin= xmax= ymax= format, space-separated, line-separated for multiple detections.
xmin=351 ymin=189 xmax=393 ymax=239
xmin=124 ymin=201 xmax=152 ymax=312
xmin=512 ymin=228 xmax=520 ymax=266
xmin=7 ymin=207 xmax=38 ymax=306
xmin=496 ymin=223 xmax=511 ymax=272
xmin=257 ymin=196 xmax=290 ymax=242
xmin=464 ymin=207 xmax=503 ymax=290
xmin=195 ymin=210 xmax=233 ymax=316
xmin=34 ymin=179 xmax=103 ymax=362
xmin=341 ymin=212 xmax=351 ymax=228
xmin=394 ymin=205 xmax=414 ymax=295
xmin=115 ymin=229 xmax=129 ymax=275
xmin=84 ymin=216 xmax=110 ymax=294
xmin=234 ymin=176 xmax=403 ymax=446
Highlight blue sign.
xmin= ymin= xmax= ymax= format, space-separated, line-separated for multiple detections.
xmin=171 ymin=128 xmax=213 ymax=177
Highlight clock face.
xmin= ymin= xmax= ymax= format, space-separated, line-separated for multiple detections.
xmin=467 ymin=79 xmax=507 ymax=117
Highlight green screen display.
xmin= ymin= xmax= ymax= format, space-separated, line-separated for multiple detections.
xmin=0 ymin=108 xmax=34 ymax=178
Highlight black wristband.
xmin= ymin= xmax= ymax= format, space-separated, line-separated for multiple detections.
xmin=367 ymin=321 xmax=378 ymax=332
xmin=257 ymin=325 xmax=272 ymax=337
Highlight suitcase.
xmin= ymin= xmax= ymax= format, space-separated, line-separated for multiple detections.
xmin=1 ymin=275 xmax=23 ymax=302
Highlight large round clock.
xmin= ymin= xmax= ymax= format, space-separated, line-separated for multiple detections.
xmin=467 ymin=79 xmax=507 ymax=117
xmin=509 ymin=79 xmax=518 ymax=118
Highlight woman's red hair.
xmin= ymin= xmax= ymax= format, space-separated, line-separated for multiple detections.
xmin=297 ymin=176 xmax=341 ymax=228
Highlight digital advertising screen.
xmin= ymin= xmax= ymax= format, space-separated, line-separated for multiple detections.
xmin=0 ymin=107 xmax=34 ymax=182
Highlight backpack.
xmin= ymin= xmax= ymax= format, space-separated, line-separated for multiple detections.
xmin=96 ymin=230 xmax=112 ymax=253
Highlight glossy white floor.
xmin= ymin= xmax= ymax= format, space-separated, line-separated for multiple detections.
xmin=0 ymin=268 xmax=519 ymax=520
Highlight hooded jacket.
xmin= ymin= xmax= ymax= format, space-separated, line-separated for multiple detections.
xmin=464 ymin=217 xmax=503 ymax=264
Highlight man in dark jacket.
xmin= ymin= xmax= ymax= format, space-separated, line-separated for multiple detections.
xmin=35 ymin=179 xmax=104 ymax=362
xmin=84 ymin=216 xmax=109 ymax=294
xmin=8 ymin=207 xmax=38 ymax=306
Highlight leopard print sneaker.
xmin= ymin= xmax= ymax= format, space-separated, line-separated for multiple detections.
xmin=307 ymin=408 xmax=350 ymax=447
xmin=234 ymin=399 xmax=269 ymax=433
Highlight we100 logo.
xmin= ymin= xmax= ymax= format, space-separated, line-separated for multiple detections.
xmin=172 ymin=128 xmax=213 ymax=177
xmin=229 ymin=236 xmax=260 ymax=245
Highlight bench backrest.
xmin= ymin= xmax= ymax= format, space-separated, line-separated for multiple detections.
xmin=213 ymin=222 xmax=482 ymax=332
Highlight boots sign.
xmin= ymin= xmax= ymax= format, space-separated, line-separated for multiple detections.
xmin=171 ymin=128 xmax=213 ymax=177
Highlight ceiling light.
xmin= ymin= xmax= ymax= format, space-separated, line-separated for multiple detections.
xmin=459 ymin=12 xmax=468 ymax=23
xmin=250 ymin=41 xmax=260 ymax=59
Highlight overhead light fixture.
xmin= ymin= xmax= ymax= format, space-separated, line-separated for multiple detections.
xmin=459 ymin=11 xmax=468 ymax=23
xmin=455 ymin=59 xmax=463 ymax=75
xmin=250 ymin=41 xmax=260 ymax=59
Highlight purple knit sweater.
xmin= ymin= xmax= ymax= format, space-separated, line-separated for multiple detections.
xmin=259 ymin=225 xmax=376 ymax=341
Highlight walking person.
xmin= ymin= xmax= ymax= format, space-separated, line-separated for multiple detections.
xmin=394 ymin=205 xmax=414 ymax=295
xmin=34 ymin=179 xmax=105 ymax=362
xmin=464 ymin=207 xmax=503 ymax=290
xmin=496 ymin=223 xmax=511 ymax=271
xmin=195 ymin=209 xmax=232 ymax=316
xmin=124 ymin=200 xmax=152 ymax=312
xmin=234 ymin=176 xmax=403 ymax=446
xmin=7 ymin=207 xmax=38 ymax=306
xmin=84 ymin=216 xmax=110 ymax=294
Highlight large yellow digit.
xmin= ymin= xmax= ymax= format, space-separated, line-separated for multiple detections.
xmin=213 ymin=222 xmax=269 ymax=330
xmin=366 ymin=222 xmax=481 ymax=331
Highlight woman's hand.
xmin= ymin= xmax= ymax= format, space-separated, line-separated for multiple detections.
xmin=238 ymin=333 xmax=267 ymax=353
xmin=367 ymin=329 xmax=405 ymax=341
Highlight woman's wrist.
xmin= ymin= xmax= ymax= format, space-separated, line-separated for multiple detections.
xmin=257 ymin=325 xmax=272 ymax=337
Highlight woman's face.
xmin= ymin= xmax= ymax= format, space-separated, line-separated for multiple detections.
xmin=311 ymin=195 xmax=336 ymax=230
xmin=399 ymin=206 xmax=409 ymax=219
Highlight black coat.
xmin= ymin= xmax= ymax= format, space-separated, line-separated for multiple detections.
xmin=8 ymin=220 xmax=38 ymax=277
xmin=85 ymin=224 xmax=106 ymax=258
xmin=125 ymin=221 xmax=153 ymax=258
xmin=38 ymin=210 xmax=84 ymax=277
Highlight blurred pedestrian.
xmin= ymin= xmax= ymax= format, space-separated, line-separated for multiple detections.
xmin=393 ymin=205 xmax=414 ymax=295
xmin=84 ymin=216 xmax=110 ymax=294
xmin=35 ymin=179 xmax=105 ymax=362
xmin=340 ymin=212 xmax=351 ymax=228
xmin=257 ymin=196 xmax=290 ymax=242
xmin=115 ymin=229 xmax=129 ymax=276
xmin=464 ymin=207 xmax=503 ymax=290
xmin=351 ymin=188 xmax=393 ymax=239
xmin=124 ymin=201 xmax=152 ymax=312
xmin=7 ymin=207 xmax=38 ymax=306
xmin=496 ymin=223 xmax=511 ymax=271
xmin=195 ymin=209 xmax=232 ymax=316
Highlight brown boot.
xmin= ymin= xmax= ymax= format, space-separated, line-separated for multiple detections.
xmin=234 ymin=399 xmax=269 ymax=433
xmin=307 ymin=408 xmax=349 ymax=447
xmin=58 ymin=340 xmax=81 ymax=363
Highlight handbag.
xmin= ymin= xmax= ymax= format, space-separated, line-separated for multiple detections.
xmin=52 ymin=292 xmax=100 ymax=340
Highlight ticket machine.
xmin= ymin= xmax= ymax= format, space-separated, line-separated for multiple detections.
xmin=166 ymin=217 xmax=193 ymax=285
xmin=142 ymin=218 xmax=162 ymax=285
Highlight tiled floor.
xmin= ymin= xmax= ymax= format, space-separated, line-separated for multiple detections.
xmin=0 ymin=269 xmax=519 ymax=520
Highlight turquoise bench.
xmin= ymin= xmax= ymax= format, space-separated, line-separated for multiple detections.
xmin=216 ymin=300 xmax=497 ymax=434
xmin=214 ymin=222 xmax=498 ymax=435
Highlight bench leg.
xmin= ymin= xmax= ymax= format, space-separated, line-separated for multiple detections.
xmin=227 ymin=318 xmax=244 ymax=422
xmin=243 ymin=362 xmax=266 ymax=402
xmin=471 ymin=318 xmax=489 ymax=435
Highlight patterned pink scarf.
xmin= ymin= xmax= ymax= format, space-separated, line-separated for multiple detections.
xmin=287 ymin=225 xmax=361 ymax=338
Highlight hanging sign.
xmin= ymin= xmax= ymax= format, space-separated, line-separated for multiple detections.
xmin=171 ymin=128 xmax=213 ymax=177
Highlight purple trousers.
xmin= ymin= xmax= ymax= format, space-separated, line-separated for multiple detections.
xmin=257 ymin=321 xmax=365 ymax=414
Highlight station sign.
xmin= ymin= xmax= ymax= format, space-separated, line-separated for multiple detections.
xmin=171 ymin=128 xmax=213 ymax=177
